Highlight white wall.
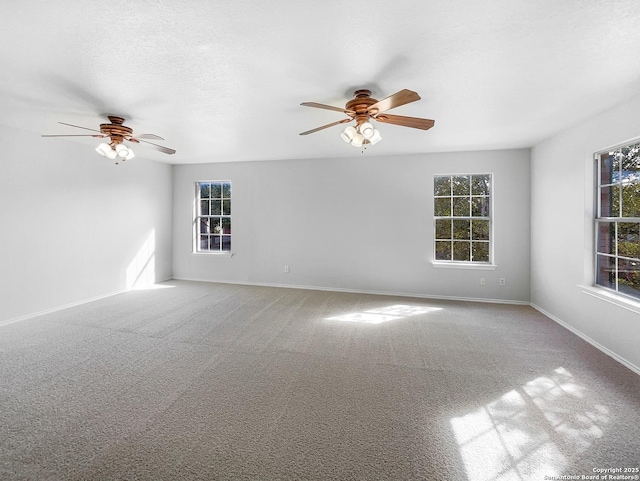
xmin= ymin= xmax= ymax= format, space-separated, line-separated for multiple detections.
xmin=173 ymin=149 xmax=530 ymax=303
xmin=0 ymin=126 xmax=173 ymax=323
xmin=531 ymin=93 xmax=640 ymax=372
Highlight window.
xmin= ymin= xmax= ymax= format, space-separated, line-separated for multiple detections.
xmin=196 ymin=181 xmax=231 ymax=252
xmin=595 ymin=142 xmax=640 ymax=299
xmin=434 ymin=174 xmax=491 ymax=263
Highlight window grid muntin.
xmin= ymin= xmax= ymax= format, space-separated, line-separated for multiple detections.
xmin=196 ymin=181 xmax=231 ymax=253
xmin=595 ymin=142 xmax=640 ymax=299
xmin=434 ymin=174 xmax=492 ymax=263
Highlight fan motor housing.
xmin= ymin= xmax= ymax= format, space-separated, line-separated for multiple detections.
xmin=100 ymin=116 xmax=133 ymax=143
xmin=346 ymin=90 xmax=378 ymax=122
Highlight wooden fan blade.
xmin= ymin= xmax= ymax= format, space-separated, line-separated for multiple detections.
xmin=374 ymin=113 xmax=435 ymax=130
xmin=41 ymin=134 xmax=106 ymax=137
xmin=132 ymin=133 xmax=165 ymax=140
xmin=58 ymin=122 xmax=102 ymax=133
xmin=299 ymin=118 xmax=351 ymax=136
xmin=135 ymin=139 xmax=176 ymax=154
xmin=301 ymin=102 xmax=355 ymax=115
xmin=368 ymin=89 xmax=421 ymax=114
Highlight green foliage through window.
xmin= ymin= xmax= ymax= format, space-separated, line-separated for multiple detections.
xmin=196 ymin=181 xmax=232 ymax=252
xmin=596 ymin=141 xmax=640 ymax=299
xmin=434 ymin=174 xmax=491 ymax=263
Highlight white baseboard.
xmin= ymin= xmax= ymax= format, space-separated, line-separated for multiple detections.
xmin=531 ymin=303 xmax=640 ymax=376
xmin=171 ymin=276 xmax=530 ymax=306
xmin=0 ymin=289 xmax=127 ymax=327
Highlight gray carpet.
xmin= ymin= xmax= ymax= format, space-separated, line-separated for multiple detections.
xmin=1 ymin=280 xmax=638 ymax=480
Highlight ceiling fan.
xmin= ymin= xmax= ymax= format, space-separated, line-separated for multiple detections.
xmin=300 ymin=89 xmax=435 ymax=147
xmin=42 ymin=115 xmax=176 ymax=163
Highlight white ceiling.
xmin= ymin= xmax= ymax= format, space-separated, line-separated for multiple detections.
xmin=2 ymin=0 xmax=640 ymax=164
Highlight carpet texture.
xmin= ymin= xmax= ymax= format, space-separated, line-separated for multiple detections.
xmin=1 ymin=280 xmax=638 ymax=480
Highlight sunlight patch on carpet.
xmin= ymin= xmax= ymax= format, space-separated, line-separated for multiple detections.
xmin=326 ymin=304 xmax=441 ymax=324
xmin=450 ymin=367 xmax=609 ymax=481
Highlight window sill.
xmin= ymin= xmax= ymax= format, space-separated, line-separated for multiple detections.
xmin=579 ymin=284 xmax=640 ymax=315
xmin=432 ymin=261 xmax=497 ymax=271
xmin=192 ymin=251 xmax=234 ymax=257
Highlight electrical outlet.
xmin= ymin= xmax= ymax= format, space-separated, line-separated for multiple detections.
xmin=499 ymin=278 xmax=506 ymax=286
xmin=480 ymin=278 xmax=486 ymax=285
xmin=284 ymin=265 xmax=290 ymax=273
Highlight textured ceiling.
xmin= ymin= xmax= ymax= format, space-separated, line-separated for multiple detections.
xmin=2 ymin=0 xmax=640 ymax=164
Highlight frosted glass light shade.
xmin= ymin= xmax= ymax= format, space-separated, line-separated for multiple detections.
xmin=96 ymin=143 xmax=111 ymax=156
xmin=359 ymin=122 xmax=374 ymax=139
xmin=115 ymin=143 xmax=129 ymax=158
xmin=351 ymin=133 xmax=364 ymax=147
xmin=105 ymin=148 xmax=118 ymax=160
xmin=125 ymin=148 xmax=135 ymax=160
xmin=369 ymin=129 xmax=382 ymax=145
xmin=341 ymin=126 xmax=357 ymax=142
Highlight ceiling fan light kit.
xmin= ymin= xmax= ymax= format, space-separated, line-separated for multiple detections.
xmin=95 ymin=142 xmax=135 ymax=163
xmin=300 ymin=88 xmax=435 ymax=150
xmin=42 ymin=115 xmax=175 ymax=164
xmin=341 ymin=121 xmax=380 ymax=148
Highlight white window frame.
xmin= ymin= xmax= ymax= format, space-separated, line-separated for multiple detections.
xmin=194 ymin=181 xmax=232 ymax=254
xmin=432 ymin=173 xmax=495 ymax=269
xmin=594 ymin=140 xmax=640 ymax=301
